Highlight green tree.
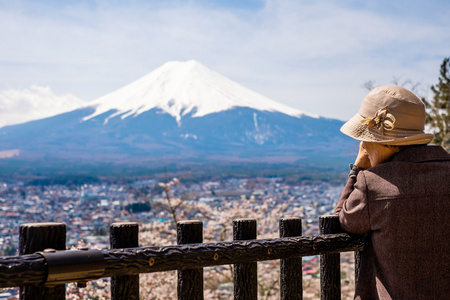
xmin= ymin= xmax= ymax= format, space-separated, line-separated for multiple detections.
xmin=423 ymin=58 xmax=450 ymax=151
xmin=3 ymin=244 xmax=17 ymax=256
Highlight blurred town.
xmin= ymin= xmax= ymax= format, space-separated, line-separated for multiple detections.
xmin=0 ymin=176 xmax=356 ymax=299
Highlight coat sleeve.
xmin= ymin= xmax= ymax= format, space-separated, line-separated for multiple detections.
xmin=334 ymin=171 xmax=371 ymax=235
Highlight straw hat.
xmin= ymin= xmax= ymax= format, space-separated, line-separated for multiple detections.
xmin=341 ymin=85 xmax=434 ymax=145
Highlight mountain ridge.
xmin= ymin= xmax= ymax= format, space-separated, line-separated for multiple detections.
xmin=0 ymin=60 xmax=355 ymax=174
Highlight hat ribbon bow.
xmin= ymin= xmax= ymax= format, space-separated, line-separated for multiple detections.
xmin=361 ymin=106 xmax=396 ymax=135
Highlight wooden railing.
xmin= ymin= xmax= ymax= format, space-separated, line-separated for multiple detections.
xmin=0 ymin=215 xmax=365 ymax=300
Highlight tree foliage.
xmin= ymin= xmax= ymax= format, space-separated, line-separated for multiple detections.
xmin=423 ymin=58 xmax=450 ymax=151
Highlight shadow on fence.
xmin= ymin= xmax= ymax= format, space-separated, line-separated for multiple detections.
xmin=0 ymin=215 xmax=364 ymax=300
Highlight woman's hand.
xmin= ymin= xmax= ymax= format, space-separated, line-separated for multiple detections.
xmin=354 ymin=142 xmax=371 ymax=169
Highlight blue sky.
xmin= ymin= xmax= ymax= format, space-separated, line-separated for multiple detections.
xmin=1 ymin=0 xmax=449 ymax=120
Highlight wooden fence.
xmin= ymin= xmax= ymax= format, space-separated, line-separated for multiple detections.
xmin=0 ymin=215 xmax=365 ymax=300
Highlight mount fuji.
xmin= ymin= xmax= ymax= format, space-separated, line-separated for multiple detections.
xmin=0 ymin=60 xmax=354 ymax=174
xmin=84 ymin=60 xmax=316 ymax=124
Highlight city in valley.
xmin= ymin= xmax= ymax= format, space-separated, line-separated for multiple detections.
xmin=0 ymin=175 xmax=357 ymax=299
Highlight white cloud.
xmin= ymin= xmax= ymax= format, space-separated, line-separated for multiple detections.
xmin=0 ymin=85 xmax=86 ymax=127
xmin=0 ymin=0 xmax=449 ymax=120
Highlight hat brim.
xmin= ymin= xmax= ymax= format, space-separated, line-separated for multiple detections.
xmin=341 ymin=113 xmax=434 ymax=146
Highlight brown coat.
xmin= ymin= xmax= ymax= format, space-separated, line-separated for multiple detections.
xmin=334 ymin=145 xmax=450 ymax=300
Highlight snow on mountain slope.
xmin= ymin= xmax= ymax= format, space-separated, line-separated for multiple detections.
xmin=83 ymin=60 xmax=317 ymax=124
xmin=0 ymin=61 xmax=354 ymax=169
xmin=0 ymin=85 xmax=86 ymax=128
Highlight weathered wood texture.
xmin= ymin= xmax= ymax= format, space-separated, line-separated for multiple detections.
xmin=177 ymin=220 xmax=204 ymax=300
xmin=19 ymin=222 xmax=66 ymax=300
xmin=0 ymin=232 xmax=365 ymax=288
xmin=0 ymin=254 xmax=46 ymax=286
xmin=280 ymin=217 xmax=303 ymax=300
xmin=320 ymin=216 xmax=342 ymax=300
xmin=233 ymin=218 xmax=257 ymax=300
xmin=110 ymin=222 xmax=139 ymax=300
xmin=355 ymin=250 xmax=362 ymax=287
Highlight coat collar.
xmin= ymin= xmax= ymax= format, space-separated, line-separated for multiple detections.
xmin=390 ymin=145 xmax=450 ymax=163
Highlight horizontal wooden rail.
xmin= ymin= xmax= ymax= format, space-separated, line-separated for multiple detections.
xmin=0 ymin=233 xmax=364 ymax=288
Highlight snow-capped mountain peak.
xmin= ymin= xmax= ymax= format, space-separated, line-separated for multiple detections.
xmin=83 ymin=60 xmax=317 ymax=124
xmin=0 ymin=62 xmax=351 ymax=169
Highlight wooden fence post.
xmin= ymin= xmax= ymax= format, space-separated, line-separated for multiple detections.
xmin=19 ymin=222 xmax=66 ymax=300
xmin=233 ymin=218 xmax=257 ymax=300
xmin=110 ymin=222 xmax=139 ymax=300
xmin=177 ymin=220 xmax=203 ymax=300
xmin=280 ymin=217 xmax=303 ymax=300
xmin=319 ymin=215 xmax=342 ymax=300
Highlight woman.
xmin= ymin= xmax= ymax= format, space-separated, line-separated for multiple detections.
xmin=334 ymin=85 xmax=450 ymax=299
